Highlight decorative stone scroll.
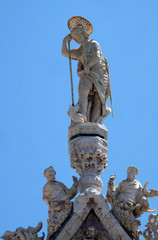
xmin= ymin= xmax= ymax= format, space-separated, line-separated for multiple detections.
xmin=1 ymin=222 xmax=44 ymax=240
xmin=143 ymin=214 xmax=158 ymax=240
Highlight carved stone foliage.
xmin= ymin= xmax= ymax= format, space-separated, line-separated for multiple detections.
xmin=43 ymin=166 xmax=78 ymax=238
xmin=1 ymin=222 xmax=45 ymax=240
xmin=47 ymin=200 xmax=72 ymax=237
xmin=69 ymin=136 xmax=108 ymax=175
xmin=143 ymin=214 xmax=158 ymax=240
xmin=106 ymin=166 xmax=158 ymax=240
xmin=111 ymin=201 xmax=142 ymax=239
xmin=68 ymin=123 xmax=108 ymax=194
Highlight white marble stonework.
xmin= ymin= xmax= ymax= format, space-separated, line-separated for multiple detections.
xmin=68 ymin=123 xmax=108 ymax=194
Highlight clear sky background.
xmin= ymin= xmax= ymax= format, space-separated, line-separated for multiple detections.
xmin=0 ymin=1 xmax=158 ymax=239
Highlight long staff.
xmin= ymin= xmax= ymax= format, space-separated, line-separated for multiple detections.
xmin=105 ymin=57 xmax=113 ymax=117
xmin=68 ymin=41 xmax=74 ymax=106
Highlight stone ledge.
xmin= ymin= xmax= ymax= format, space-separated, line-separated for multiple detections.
xmin=68 ymin=122 xmax=108 ymax=141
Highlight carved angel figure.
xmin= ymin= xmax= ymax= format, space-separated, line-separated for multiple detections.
xmin=107 ymin=166 xmax=158 ymax=239
xmin=1 ymin=222 xmax=44 ymax=240
xmin=62 ymin=17 xmax=111 ymax=124
xmin=43 ymin=166 xmax=78 ymax=238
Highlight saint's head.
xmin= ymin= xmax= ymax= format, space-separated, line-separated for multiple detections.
xmin=43 ymin=166 xmax=56 ymax=181
xmin=71 ymin=26 xmax=89 ymax=44
xmin=127 ymin=166 xmax=138 ymax=182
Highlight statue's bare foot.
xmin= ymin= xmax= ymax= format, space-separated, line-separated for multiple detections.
xmin=78 ymin=113 xmax=87 ymax=122
xmin=68 ymin=105 xmax=84 ymax=123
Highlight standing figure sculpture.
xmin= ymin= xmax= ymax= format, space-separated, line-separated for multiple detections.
xmin=62 ymin=16 xmax=112 ymax=124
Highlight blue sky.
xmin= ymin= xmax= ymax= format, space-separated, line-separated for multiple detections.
xmin=0 ymin=1 xmax=158 ymax=239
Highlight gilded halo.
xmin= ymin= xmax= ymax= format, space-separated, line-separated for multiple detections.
xmin=67 ymin=16 xmax=93 ymax=35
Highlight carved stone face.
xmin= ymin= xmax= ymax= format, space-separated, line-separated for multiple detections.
xmin=71 ymin=27 xmax=88 ymax=44
xmin=127 ymin=166 xmax=138 ymax=182
xmin=85 ymin=226 xmax=97 ymax=238
xmin=44 ymin=166 xmax=56 ymax=181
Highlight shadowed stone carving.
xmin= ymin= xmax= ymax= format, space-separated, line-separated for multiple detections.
xmin=143 ymin=214 xmax=158 ymax=239
xmin=72 ymin=225 xmax=112 ymax=240
xmin=1 ymin=222 xmax=44 ymax=240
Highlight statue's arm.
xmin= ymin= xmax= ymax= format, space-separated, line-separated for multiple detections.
xmin=43 ymin=185 xmax=51 ymax=205
xmin=43 ymin=192 xmax=50 ymax=205
xmin=67 ymin=176 xmax=78 ymax=200
xmin=113 ymin=181 xmax=123 ymax=199
xmin=62 ymin=34 xmax=80 ymax=60
xmin=68 ymin=185 xmax=78 ymax=199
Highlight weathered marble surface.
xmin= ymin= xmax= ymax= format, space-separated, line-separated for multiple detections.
xmin=68 ymin=122 xmax=108 ymax=141
xmin=43 ymin=166 xmax=78 ymax=239
xmin=1 ymin=222 xmax=44 ymax=240
xmin=72 ymin=225 xmax=112 ymax=240
xmin=143 ymin=214 xmax=158 ymax=239
xmin=62 ymin=23 xmax=111 ymax=124
xmin=107 ymin=166 xmax=158 ymax=239
xmin=68 ymin=123 xmax=108 ymax=194
xmin=54 ymin=192 xmax=132 ymax=240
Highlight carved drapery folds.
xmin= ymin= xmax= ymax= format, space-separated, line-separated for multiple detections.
xmin=62 ymin=18 xmax=112 ymax=124
xmin=1 ymin=222 xmax=44 ymax=240
xmin=43 ymin=166 xmax=78 ymax=238
xmin=106 ymin=167 xmax=158 ymax=240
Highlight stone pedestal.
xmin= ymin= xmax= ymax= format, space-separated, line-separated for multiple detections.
xmin=68 ymin=123 xmax=108 ymax=194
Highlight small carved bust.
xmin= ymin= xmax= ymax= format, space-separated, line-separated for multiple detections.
xmin=84 ymin=226 xmax=98 ymax=239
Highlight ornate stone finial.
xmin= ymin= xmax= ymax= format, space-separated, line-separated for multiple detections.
xmin=1 ymin=222 xmax=45 ymax=240
xmin=106 ymin=166 xmax=158 ymax=239
xmin=68 ymin=123 xmax=108 ymax=195
xmin=143 ymin=214 xmax=158 ymax=240
xmin=62 ymin=16 xmax=112 ymax=124
xmin=43 ymin=166 xmax=78 ymax=238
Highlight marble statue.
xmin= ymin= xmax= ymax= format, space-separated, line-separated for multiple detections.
xmin=43 ymin=166 xmax=78 ymax=238
xmin=107 ymin=166 xmax=158 ymax=239
xmin=143 ymin=214 xmax=158 ymax=239
xmin=1 ymin=222 xmax=44 ymax=240
xmin=62 ymin=16 xmax=112 ymax=124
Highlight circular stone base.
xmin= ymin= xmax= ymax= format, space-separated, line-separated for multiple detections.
xmin=68 ymin=123 xmax=108 ymax=142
